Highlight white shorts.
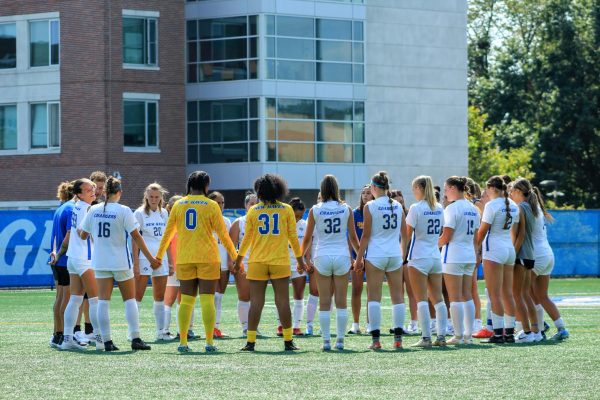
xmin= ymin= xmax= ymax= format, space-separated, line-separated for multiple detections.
xmin=167 ymin=274 xmax=180 ymax=287
xmin=220 ymin=262 xmax=230 ymax=272
xmin=291 ymin=268 xmax=306 ymax=280
xmin=314 ymin=255 xmax=351 ymax=276
xmin=534 ymin=254 xmax=554 ymax=276
xmin=483 ymin=246 xmax=516 ymax=265
xmin=95 ymin=269 xmax=134 ymax=282
xmin=366 ymin=256 xmax=403 ymax=272
xmin=443 ymin=263 xmax=476 ymax=276
xmin=139 ymin=258 xmax=168 ymax=277
xmin=67 ymin=257 xmax=92 ymax=276
xmin=409 ymin=257 xmax=442 ymax=275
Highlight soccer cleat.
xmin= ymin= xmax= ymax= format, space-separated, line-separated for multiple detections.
xmin=433 ymin=336 xmax=447 ymax=347
xmin=284 ymin=340 xmax=299 ymax=351
xmin=177 ymin=345 xmax=192 ymax=353
xmin=405 ymin=321 xmax=420 ymax=336
xmin=504 ymin=334 xmax=515 ymax=344
xmin=187 ymin=330 xmax=196 ymax=340
xmin=322 ymin=340 xmax=332 ymax=351
xmin=74 ymin=331 xmax=90 ymax=345
xmin=293 ymin=328 xmax=303 ymax=336
xmin=157 ymin=331 xmax=176 ymax=341
xmin=205 ymin=344 xmax=218 ymax=352
xmin=103 ymin=340 xmax=119 ymax=352
xmin=464 ymin=338 xmax=474 ymax=345
xmin=126 ymin=333 xmax=132 ymax=342
xmin=532 ymin=332 xmax=543 ymax=342
xmin=393 ymin=339 xmax=403 ymax=349
xmin=49 ymin=335 xmax=59 ymax=349
xmin=84 ymin=332 xmax=96 ymax=342
xmin=543 ymin=321 xmax=550 ymax=333
xmin=472 ymin=327 xmax=494 ymax=339
xmin=482 ymin=335 xmax=505 ymax=344
xmin=276 ymin=326 xmax=283 ymax=337
xmin=240 ymin=342 xmax=255 ymax=352
xmin=131 ymin=338 xmax=151 ymax=350
xmin=305 ymin=325 xmax=314 ymax=336
xmin=412 ymin=338 xmax=432 ymax=348
xmin=515 ymin=331 xmax=534 ymax=343
xmin=95 ymin=335 xmax=104 ymax=351
xmin=551 ymin=329 xmax=569 ymax=341
xmin=60 ymin=336 xmax=87 ymax=351
xmin=446 ymin=324 xmax=455 ymax=336
xmin=368 ymin=341 xmax=382 ymax=350
xmin=446 ymin=336 xmax=464 ymax=345
xmin=335 ymin=340 xmax=344 ymax=351
xmin=347 ymin=327 xmax=361 ymax=335
xmin=213 ymin=328 xmax=227 ymax=339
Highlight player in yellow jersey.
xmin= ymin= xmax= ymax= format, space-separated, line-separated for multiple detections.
xmin=155 ymin=171 xmax=237 ymax=352
xmin=233 ymin=174 xmax=306 ymax=351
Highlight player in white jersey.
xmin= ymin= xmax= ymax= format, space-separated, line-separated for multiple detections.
xmin=439 ymin=176 xmax=481 ymax=345
xmin=405 ymin=176 xmax=448 ymax=348
xmin=229 ymin=192 xmax=258 ymax=336
xmin=354 ymin=171 xmax=409 ymax=350
xmin=301 ymin=175 xmax=360 ymax=350
xmin=207 ymin=191 xmax=233 ymax=338
xmin=476 ymin=175 xmax=520 ymax=344
xmin=162 ymin=195 xmax=184 ymax=337
xmin=133 ymin=183 xmax=175 ymax=341
xmin=465 ymin=178 xmax=484 ymax=334
xmin=80 ymin=176 xmax=159 ymax=351
xmin=302 ymin=192 xmax=321 ymax=336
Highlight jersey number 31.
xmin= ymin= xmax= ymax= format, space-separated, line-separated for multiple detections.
xmin=258 ymin=213 xmax=280 ymax=235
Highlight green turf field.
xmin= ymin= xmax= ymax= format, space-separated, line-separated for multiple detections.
xmin=0 ymin=279 xmax=598 ymax=399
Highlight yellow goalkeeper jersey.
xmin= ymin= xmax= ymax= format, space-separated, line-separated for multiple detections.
xmin=156 ymin=195 xmax=237 ymax=264
xmin=238 ymin=201 xmax=302 ymax=265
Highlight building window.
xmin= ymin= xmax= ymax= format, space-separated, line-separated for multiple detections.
xmin=30 ymin=102 xmax=60 ymax=149
xmin=266 ymin=16 xmax=364 ymax=83
xmin=0 ymin=105 xmax=17 ymax=150
xmin=123 ymin=17 xmax=157 ymax=66
xmin=29 ymin=19 xmax=59 ymax=67
xmin=266 ymin=98 xmax=364 ymax=163
xmin=0 ymin=23 xmax=17 ymax=69
xmin=187 ymin=98 xmax=259 ymax=163
xmin=186 ymin=16 xmax=257 ymax=83
xmin=123 ymin=100 xmax=158 ymax=148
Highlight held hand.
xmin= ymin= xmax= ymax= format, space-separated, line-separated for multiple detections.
xmin=150 ymin=257 xmax=162 ymax=270
xmin=227 ymin=260 xmax=235 ymax=274
xmin=306 ymin=261 xmax=315 ymax=274
xmin=233 ymin=260 xmax=241 ymax=275
xmin=48 ymin=252 xmax=57 ymax=266
xmin=296 ymin=259 xmax=306 ymax=274
xmin=354 ymin=258 xmax=364 ymax=273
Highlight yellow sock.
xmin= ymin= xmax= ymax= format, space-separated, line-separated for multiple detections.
xmin=178 ymin=294 xmax=196 ymax=346
xmin=247 ymin=330 xmax=257 ymax=343
xmin=200 ymin=294 xmax=216 ymax=346
xmin=283 ymin=327 xmax=293 ymax=341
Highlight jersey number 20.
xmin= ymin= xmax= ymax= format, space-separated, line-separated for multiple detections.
xmin=258 ymin=213 xmax=280 ymax=235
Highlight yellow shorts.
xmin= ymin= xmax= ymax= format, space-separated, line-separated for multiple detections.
xmin=246 ymin=263 xmax=291 ymax=281
xmin=176 ymin=263 xmax=220 ymax=281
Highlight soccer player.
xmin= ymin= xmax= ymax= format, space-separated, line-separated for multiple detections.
xmin=132 ymin=183 xmax=174 ymax=341
xmin=465 ymin=178 xmax=484 ymax=334
xmin=80 ymin=176 xmax=156 ymax=351
xmin=234 ymin=174 xmax=306 ymax=352
xmin=301 ymin=175 xmax=360 ymax=350
xmin=354 ymin=171 xmax=408 ymax=350
xmin=406 ymin=176 xmax=448 ymax=347
xmin=439 ymin=176 xmax=481 ymax=345
xmin=476 ymin=176 xmax=520 ymax=344
xmin=155 ymin=171 xmax=237 ymax=352
xmin=286 ymin=197 xmax=308 ymax=336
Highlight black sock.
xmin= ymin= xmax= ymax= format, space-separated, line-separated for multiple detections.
xmin=505 ymin=328 xmax=515 ymax=335
xmin=525 ymin=331 xmax=531 ymax=335
xmin=84 ymin=322 xmax=93 ymax=335
xmin=371 ymin=329 xmax=381 ymax=339
xmin=393 ymin=327 xmax=404 ymax=339
xmin=493 ymin=328 xmax=503 ymax=337
xmin=73 ymin=325 xmax=81 ymax=333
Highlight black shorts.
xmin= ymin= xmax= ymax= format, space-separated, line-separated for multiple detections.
xmin=51 ymin=265 xmax=70 ymax=286
xmin=515 ymin=258 xmax=535 ymax=270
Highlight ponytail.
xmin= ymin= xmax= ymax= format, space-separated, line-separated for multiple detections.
xmin=104 ymin=176 xmax=122 ymax=212
xmin=412 ymin=175 xmax=437 ymax=211
xmin=533 ymin=186 xmax=554 ymax=222
xmin=512 ymin=178 xmax=540 ymax=217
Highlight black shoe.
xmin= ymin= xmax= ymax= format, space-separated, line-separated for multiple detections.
xmin=543 ymin=321 xmax=550 ymax=333
xmin=131 ymin=338 xmax=151 ymax=351
xmin=389 ymin=328 xmax=394 ymax=334
xmin=504 ymin=334 xmax=515 ymax=343
xmin=284 ymin=340 xmax=299 ymax=351
xmin=104 ymin=340 xmax=119 ymax=352
xmin=241 ymin=342 xmax=255 ymax=352
xmin=482 ymin=335 xmax=505 ymax=344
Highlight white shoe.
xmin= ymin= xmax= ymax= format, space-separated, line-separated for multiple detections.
xmin=516 ymin=331 xmax=535 ymax=343
xmin=126 ymin=333 xmax=132 ymax=342
xmin=464 ymin=337 xmax=474 ymax=345
xmin=74 ymin=331 xmax=90 ymax=345
xmin=532 ymin=332 xmax=543 ymax=342
xmin=405 ymin=321 xmax=419 ymax=336
xmin=446 ymin=336 xmax=464 ymax=345
xmin=95 ymin=335 xmax=105 ymax=351
xmin=84 ymin=332 xmax=96 ymax=342
xmin=60 ymin=336 xmax=87 ymax=351
xmin=242 ymin=329 xmax=247 ymax=338
xmin=156 ymin=331 xmax=176 ymax=341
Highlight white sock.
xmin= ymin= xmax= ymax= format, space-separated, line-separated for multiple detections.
xmin=553 ymin=317 xmax=565 ymax=330
xmin=293 ymin=299 xmax=304 ymax=329
xmin=87 ymin=296 xmax=100 ymax=335
xmin=463 ymin=300 xmax=475 ymax=338
xmin=306 ymin=295 xmax=318 ymax=325
xmin=336 ymin=309 xmax=348 ymax=341
xmin=535 ymin=304 xmax=544 ymax=331
xmin=164 ymin=305 xmax=172 ymax=332
xmin=63 ymin=295 xmax=84 ymax=340
xmin=237 ymin=300 xmax=250 ymax=331
xmin=504 ymin=314 xmax=516 ymax=329
xmin=319 ymin=310 xmax=331 ymax=341
xmin=125 ymin=299 xmax=140 ymax=339
xmin=153 ymin=301 xmax=165 ymax=335
xmin=473 ymin=318 xmax=482 ymax=332
xmin=97 ymin=299 xmax=111 ymax=342
xmin=417 ymin=301 xmax=431 ymax=339
xmin=367 ymin=301 xmax=381 ymax=332
xmin=485 ymin=288 xmax=493 ymax=329
xmin=392 ymin=303 xmax=406 ymax=330
xmin=214 ymin=292 xmax=224 ymax=329
xmin=434 ymin=302 xmax=448 ymax=338
xmin=450 ymin=302 xmax=465 ymax=338
xmin=352 ymin=322 xmax=360 ymax=332
xmin=515 ymin=320 xmax=523 ymax=333
xmin=491 ymin=311 xmax=504 ymax=331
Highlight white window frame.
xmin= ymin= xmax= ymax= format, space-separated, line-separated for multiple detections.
xmin=0 ymin=22 xmax=17 ymax=71
xmin=29 ymin=101 xmax=60 ymax=150
xmin=28 ymin=18 xmax=60 ymax=69
xmin=122 ymin=10 xmax=160 ymax=70
xmin=0 ymin=103 xmax=18 ymax=151
xmin=123 ymin=93 xmax=160 ymax=153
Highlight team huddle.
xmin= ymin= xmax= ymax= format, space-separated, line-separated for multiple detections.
xmin=47 ymin=169 xmax=569 ymax=353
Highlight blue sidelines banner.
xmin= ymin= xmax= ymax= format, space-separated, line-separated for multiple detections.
xmin=0 ymin=209 xmax=598 ymax=287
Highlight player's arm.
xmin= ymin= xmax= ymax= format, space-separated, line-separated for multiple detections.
xmin=301 ymin=208 xmax=315 ymax=257
xmin=51 ymin=230 xmax=71 ymax=266
xmin=156 ymin=204 xmax=178 ymax=260
xmin=234 ymin=211 xmax=255 ymax=274
xmin=286 ymin=208 xmax=305 ymax=271
xmin=354 ymin=205 xmax=372 ymax=272
xmin=400 ymin=210 xmax=409 ymax=264
xmin=347 ymin=206 xmax=360 ymax=255
xmin=512 ymin=206 xmax=526 ymax=253
xmin=132 ymin=212 xmax=143 ymax=275
xmin=438 ymin=207 xmax=455 ymax=248
xmin=79 ymin=210 xmax=93 ymax=240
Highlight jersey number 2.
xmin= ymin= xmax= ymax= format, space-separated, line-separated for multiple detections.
xmin=258 ymin=213 xmax=280 ymax=235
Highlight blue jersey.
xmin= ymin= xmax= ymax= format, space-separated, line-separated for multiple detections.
xmin=352 ymin=208 xmax=365 ymax=259
xmin=50 ymin=200 xmax=75 ymax=267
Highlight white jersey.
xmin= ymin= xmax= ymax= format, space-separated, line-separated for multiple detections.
xmin=406 ymin=200 xmax=444 ymax=260
xmin=133 ymin=207 xmax=168 ymax=261
xmin=366 ymin=197 xmax=402 ymax=258
xmin=312 ymin=201 xmax=351 ymax=257
xmin=234 ymin=215 xmax=250 ymax=264
xmin=532 ymin=213 xmax=553 ymax=258
xmin=441 ymin=199 xmax=480 ymax=263
xmin=66 ymin=200 xmax=93 ymax=260
xmin=289 ymin=218 xmax=307 ymax=267
xmin=482 ymin=197 xmax=520 ymax=250
xmin=81 ymin=203 xmax=139 ymax=271
xmin=214 ymin=215 xmax=232 ymax=269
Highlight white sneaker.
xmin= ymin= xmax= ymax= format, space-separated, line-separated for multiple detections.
xmin=95 ymin=335 xmax=105 ymax=351
xmin=516 ymin=331 xmax=534 ymax=343
xmin=156 ymin=331 xmax=176 ymax=341
xmin=446 ymin=336 xmax=464 ymax=345
xmin=126 ymin=333 xmax=132 ymax=342
xmin=405 ymin=321 xmax=419 ymax=336
xmin=532 ymin=332 xmax=543 ymax=342
xmin=60 ymin=336 xmax=87 ymax=351
xmin=74 ymin=331 xmax=90 ymax=345
xmin=84 ymin=332 xmax=96 ymax=342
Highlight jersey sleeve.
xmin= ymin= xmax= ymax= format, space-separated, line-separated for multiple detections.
xmin=286 ymin=207 xmax=302 ymax=258
xmin=405 ymin=204 xmax=418 ymax=228
xmin=133 ymin=209 xmax=144 ymax=232
xmin=212 ymin=204 xmax=237 ymax=259
xmin=438 ymin=204 xmax=445 ymax=227
xmin=156 ymin=203 xmax=179 ymax=260
xmin=443 ymin=206 xmax=456 ymax=229
xmin=238 ymin=209 xmax=255 ymax=258
xmin=63 ymin=206 xmax=73 ymax=231
xmin=123 ymin=207 xmax=138 ymax=233
xmin=481 ymin=203 xmax=494 ymax=225
xmin=512 ymin=204 xmax=520 ymax=224
xmin=81 ymin=207 xmax=94 ymax=234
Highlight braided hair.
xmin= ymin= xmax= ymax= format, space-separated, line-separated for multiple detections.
xmin=487 ymin=175 xmax=511 ymax=229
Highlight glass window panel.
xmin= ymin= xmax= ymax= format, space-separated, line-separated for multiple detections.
xmin=198 ymin=60 xmax=247 ymax=81
xmin=266 ymin=15 xmax=275 ymax=35
xmin=198 ymin=17 xmax=247 ymax=39
xmin=123 ymin=101 xmax=146 ymax=147
xmin=276 ymin=16 xmax=314 ymax=38
xmin=50 ymin=21 xmax=59 ymax=65
xmin=353 ymin=21 xmax=364 ymax=41
xmin=317 ymin=144 xmax=352 ymax=163
xmin=277 ymin=60 xmax=314 ymax=81
xmin=266 ymin=98 xmax=276 ymax=118
xmin=148 ymin=19 xmax=157 ymax=65
xmin=277 ymin=38 xmax=314 ymax=60
xmin=354 ymin=102 xmax=364 ymax=121
xmin=187 ymin=63 xmax=198 ymax=83
xmin=248 ymin=59 xmax=258 ymax=79
xmin=277 ymin=98 xmax=315 ymax=120
xmin=200 ymin=38 xmax=246 ymax=62
xmin=317 ymin=100 xmax=353 ymax=121
xmin=200 ymin=143 xmax=248 ymax=163
xmin=317 ymin=122 xmax=353 ymax=142
xmin=186 ymin=20 xmax=198 ymax=41
xmin=31 ymin=103 xmax=48 ymax=148
xmin=352 ymin=42 xmax=363 ymax=62
xmin=30 ymin=21 xmax=49 ymax=67
xmin=0 ymin=105 xmax=17 ymax=150
xmin=49 ymin=103 xmax=60 ymax=147
xmin=317 ymin=40 xmax=352 ymax=62
xmin=353 ymin=122 xmax=364 ymax=142
xmin=187 ymin=42 xmax=198 ymax=62
xmin=277 ymin=120 xmax=314 ymax=141
xmin=266 ymin=59 xmax=275 ymax=79
xmin=317 ymin=62 xmax=352 ymax=83
xmin=249 ymin=142 xmax=259 ymax=162
xmin=0 ymin=23 xmax=16 ymax=69
xmin=199 ymin=121 xmax=247 ymax=143
xmin=316 ymin=19 xmax=352 ymax=40
xmin=147 ymin=102 xmax=157 ymax=147
xmin=199 ymin=99 xmax=247 ymax=121
xmin=353 ymin=64 xmax=364 ymax=83
xmin=267 ymin=37 xmax=275 ymax=58
xmin=267 ymin=141 xmax=277 ymax=161
xmin=249 ymin=120 xmax=258 ymax=140
xmin=249 ymin=37 xmax=257 ymax=58
xmin=123 ymin=18 xmax=144 ymax=64
xmin=249 ymin=16 xmax=257 ymax=36
xmin=353 ymin=144 xmax=365 ymax=163
xmin=187 ymin=122 xmax=198 ymax=144
xmin=278 ymin=143 xmax=314 ymax=162
xmin=249 ymin=98 xmax=258 ymax=119
xmin=188 ymin=144 xmax=198 ymax=164
xmin=267 ymin=120 xmax=276 ymax=140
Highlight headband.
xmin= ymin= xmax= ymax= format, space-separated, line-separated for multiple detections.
xmin=370 ymin=180 xmax=386 ymax=189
